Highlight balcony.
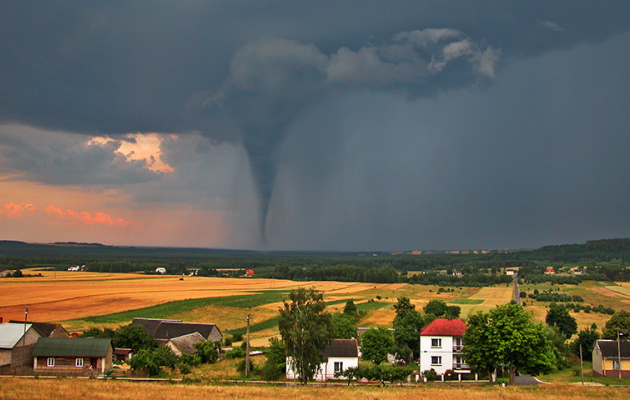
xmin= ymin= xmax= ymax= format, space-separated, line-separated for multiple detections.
xmin=453 ymin=362 xmax=470 ymax=370
xmin=452 ymin=345 xmax=464 ymax=352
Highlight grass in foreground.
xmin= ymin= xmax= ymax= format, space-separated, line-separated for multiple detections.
xmin=1 ymin=378 xmax=630 ymax=400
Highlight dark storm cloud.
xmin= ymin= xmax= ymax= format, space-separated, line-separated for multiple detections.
xmin=1 ymin=1 xmax=628 ymax=136
xmin=1 ymin=1 xmax=630 ymax=249
xmin=0 ymin=125 xmax=160 ymax=185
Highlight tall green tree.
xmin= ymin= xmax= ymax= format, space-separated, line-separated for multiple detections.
xmin=463 ymin=311 xmax=498 ymax=382
xmin=602 ymin=310 xmax=630 ymax=339
xmin=423 ymin=300 xmax=448 ymax=317
xmin=463 ymin=304 xmax=555 ymax=385
xmin=360 ymin=327 xmax=395 ymax=365
xmin=570 ymin=327 xmax=600 ymax=362
xmin=393 ymin=296 xmax=415 ymax=322
xmin=343 ymin=300 xmax=358 ymax=318
xmin=332 ymin=313 xmax=358 ymax=339
xmin=393 ymin=309 xmax=424 ymax=362
xmin=278 ymin=287 xmax=334 ymax=384
xmin=545 ymin=303 xmax=578 ymax=338
xmin=112 ymin=324 xmax=157 ymax=353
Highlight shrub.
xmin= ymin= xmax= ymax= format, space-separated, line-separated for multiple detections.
xmin=423 ymin=368 xmax=438 ymax=382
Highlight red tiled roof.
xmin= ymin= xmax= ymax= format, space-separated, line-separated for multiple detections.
xmin=420 ymin=318 xmax=466 ymax=336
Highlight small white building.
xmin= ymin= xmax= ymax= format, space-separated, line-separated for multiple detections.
xmin=420 ymin=318 xmax=469 ymax=379
xmin=155 ymin=267 xmax=166 ymax=274
xmin=287 ymin=339 xmax=359 ymax=381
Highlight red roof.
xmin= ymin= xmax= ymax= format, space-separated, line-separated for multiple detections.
xmin=420 ymin=318 xmax=466 ymax=336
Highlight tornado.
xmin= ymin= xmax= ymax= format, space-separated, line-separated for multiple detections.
xmin=219 ymin=31 xmax=499 ymax=244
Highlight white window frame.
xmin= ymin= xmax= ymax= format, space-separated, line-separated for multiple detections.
xmin=613 ymin=360 xmax=621 ymax=370
xmin=334 ymin=361 xmax=343 ymax=373
xmin=76 ymin=358 xmax=84 ymax=367
xmin=47 ymin=358 xmax=55 ymax=367
xmin=431 ymin=338 xmax=442 ymax=348
xmin=431 ymin=356 xmax=442 ymax=366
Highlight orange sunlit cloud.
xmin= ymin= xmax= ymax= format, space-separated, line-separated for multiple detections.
xmin=43 ymin=205 xmax=132 ymax=227
xmin=0 ymin=202 xmax=36 ymax=218
xmin=0 ymin=202 xmax=133 ymax=228
xmin=89 ymin=133 xmax=174 ymax=173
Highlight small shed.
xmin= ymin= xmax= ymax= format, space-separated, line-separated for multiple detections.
xmin=113 ymin=348 xmax=133 ymax=362
xmin=32 ymin=337 xmax=113 ymax=376
xmin=593 ymin=340 xmax=630 ymax=378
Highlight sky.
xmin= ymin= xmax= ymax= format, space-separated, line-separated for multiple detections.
xmin=1 ymin=1 xmax=630 ymax=251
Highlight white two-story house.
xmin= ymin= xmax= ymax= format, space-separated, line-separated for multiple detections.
xmin=420 ymin=318 xmax=469 ymax=379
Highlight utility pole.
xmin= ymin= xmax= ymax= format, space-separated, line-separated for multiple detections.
xmin=21 ymin=308 xmax=28 ymax=371
xmin=245 ymin=314 xmax=250 ymax=377
xmin=618 ymin=328 xmax=622 ymax=381
xmin=580 ymin=344 xmax=584 ymax=386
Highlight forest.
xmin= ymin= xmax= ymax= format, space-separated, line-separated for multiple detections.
xmin=1 ymin=238 xmax=630 ymax=285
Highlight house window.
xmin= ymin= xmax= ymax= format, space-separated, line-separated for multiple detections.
xmin=431 ymin=338 xmax=442 ymax=348
xmin=431 ymin=356 xmax=442 ymax=366
xmin=47 ymin=358 xmax=55 ymax=367
xmin=613 ymin=360 xmax=621 ymax=370
xmin=334 ymin=362 xmax=343 ymax=373
xmin=76 ymin=358 xmax=84 ymax=367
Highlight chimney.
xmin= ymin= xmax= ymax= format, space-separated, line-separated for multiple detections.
xmin=72 ymin=333 xmax=78 ymax=338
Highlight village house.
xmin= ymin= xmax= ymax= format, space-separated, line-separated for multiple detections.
xmin=286 ymin=338 xmax=359 ymax=381
xmin=420 ymin=318 xmax=470 ymax=380
xmin=8 ymin=321 xmax=69 ymax=338
xmin=0 ymin=323 xmax=44 ymax=374
xmin=32 ymin=337 xmax=113 ymax=376
xmin=132 ymin=318 xmax=222 ymax=348
xmin=592 ymin=340 xmax=630 ymax=378
xmin=505 ymin=269 xmax=517 ymax=276
xmin=544 ymin=268 xmax=555 ymax=275
xmin=163 ymin=332 xmax=206 ymax=356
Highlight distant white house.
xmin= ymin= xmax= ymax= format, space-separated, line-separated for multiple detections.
xmin=287 ymin=339 xmax=359 ymax=381
xmin=420 ymin=318 xmax=470 ymax=379
xmin=155 ymin=267 xmax=166 ymax=274
xmin=505 ymin=269 xmax=517 ymax=276
xmin=67 ymin=265 xmax=85 ymax=272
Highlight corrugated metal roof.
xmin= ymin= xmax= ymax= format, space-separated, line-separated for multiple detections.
xmin=32 ymin=337 xmax=112 ymax=357
xmin=0 ymin=323 xmax=33 ymax=349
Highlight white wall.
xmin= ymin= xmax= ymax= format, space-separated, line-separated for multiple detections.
xmin=420 ymin=335 xmax=453 ymax=375
xmin=286 ymin=356 xmax=359 ymax=381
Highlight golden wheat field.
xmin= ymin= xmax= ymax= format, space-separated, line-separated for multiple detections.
xmin=1 ymin=378 xmax=629 ymax=400
xmin=0 ymin=271 xmax=382 ymax=323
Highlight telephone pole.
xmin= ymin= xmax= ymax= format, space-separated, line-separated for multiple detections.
xmin=245 ymin=314 xmax=251 ymax=377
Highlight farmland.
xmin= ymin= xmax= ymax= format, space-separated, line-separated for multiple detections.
xmin=3 ymin=269 xmax=630 ymax=347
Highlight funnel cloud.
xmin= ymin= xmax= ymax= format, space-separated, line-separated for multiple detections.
xmin=1 ymin=1 xmax=630 ymax=250
xmin=219 ymin=30 xmax=499 ymax=241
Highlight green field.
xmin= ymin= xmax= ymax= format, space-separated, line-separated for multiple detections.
xmin=78 ymin=291 xmax=289 ymax=324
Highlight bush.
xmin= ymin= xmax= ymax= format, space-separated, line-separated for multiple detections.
xmin=423 ymin=368 xmax=438 ymax=382
xmin=236 ymin=358 xmax=255 ymax=374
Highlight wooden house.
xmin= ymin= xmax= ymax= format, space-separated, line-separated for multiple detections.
xmin=32 ymin=337 xmax=113 ymax=376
